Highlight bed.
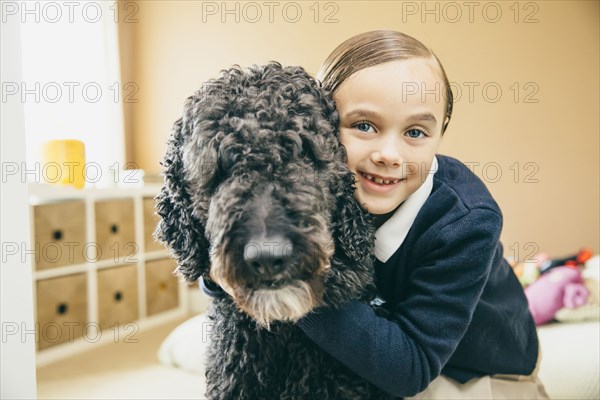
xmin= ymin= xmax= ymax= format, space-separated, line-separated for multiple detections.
xmin=158 ymin=310 xmax=599 ymax=399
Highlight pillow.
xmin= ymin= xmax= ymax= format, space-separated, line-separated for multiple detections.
xmin=157 ymin=313 xmax=212 ymax=375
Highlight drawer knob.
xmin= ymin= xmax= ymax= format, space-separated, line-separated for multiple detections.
xmin=52 ymin=229 xmax=63 ymax=241
xmin=56 ymin=303 xmax=68 ymax=315
xmin=110 ymin=224 xmax=119 ymax=234
xmin=114 ymin=291 xmax=123 ymax=302
xmin=159 ymin=282 xmax=167 ymax=291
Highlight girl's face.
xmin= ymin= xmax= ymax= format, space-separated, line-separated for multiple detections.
xmin=335 ymin=58 xmax=446 ymax=215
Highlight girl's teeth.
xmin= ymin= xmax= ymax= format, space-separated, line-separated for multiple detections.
xmin=362 ymin=172 xmax=400 ymax=185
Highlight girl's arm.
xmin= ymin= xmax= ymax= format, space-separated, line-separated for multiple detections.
xmin=298 ymin=207 xmax=502 ymax=397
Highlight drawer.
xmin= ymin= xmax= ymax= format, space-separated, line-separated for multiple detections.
xmin=97 ymin=264 xmax=139 ymax=330
xmin=36 ymin=273 xmax=87 ymax=350
xmin=145 ymin=258 xmax=179 ymax=316
xmin=33 ymin=201 xmax=86 ymax=270
xmin=94 ymin=199 xmax=136 ymax=261
xmin=143 ymin=197 xmax=163 ymax=252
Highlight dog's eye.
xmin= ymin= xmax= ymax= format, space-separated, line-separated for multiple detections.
xmin=219 ymin=155 xmax=233 ymax=170
xmin=219 ymin=147 xmax=238 ymax=172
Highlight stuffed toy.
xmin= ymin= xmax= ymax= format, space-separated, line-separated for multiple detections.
xmin=539 ymin=248 xmax=593 ymax=273
xmin=525 ymin=265 xmax=589 ymax=325
xmin=510 ymin=254 xmax=547 ymax=287
xmin=555 ymin=255 xmax=600 ymax=322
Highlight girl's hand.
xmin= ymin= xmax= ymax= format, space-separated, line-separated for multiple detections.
xmin=370 ymin=296 xmax=393 ymax=319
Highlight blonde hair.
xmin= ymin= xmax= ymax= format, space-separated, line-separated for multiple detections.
xmin=317 ymin=30 xmax=453 ymax=134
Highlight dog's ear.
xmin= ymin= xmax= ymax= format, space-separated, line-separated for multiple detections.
xmin=285 ymin=69 xmax=374 ymax=271
xmin=289 ymin=74 xmax=342 ymax=173
xmin=154 ymin=106 xmax=211 ymax=284
xmin=332 ymin=164 xmax=375 ymax=264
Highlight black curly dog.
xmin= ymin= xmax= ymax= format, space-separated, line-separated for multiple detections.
xmin=156 ymin=62 xmax=394 ymax=399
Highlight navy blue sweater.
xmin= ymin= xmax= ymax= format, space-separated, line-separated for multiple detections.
xmin=296 ymin=155 xmax=539 ymax=397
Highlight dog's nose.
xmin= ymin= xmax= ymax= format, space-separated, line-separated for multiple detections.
xmin=243 ymin=236 xmax=293 ymax=276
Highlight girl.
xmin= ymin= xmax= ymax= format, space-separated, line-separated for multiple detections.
xmin=295 ymin=30 xmax=549 ymax=399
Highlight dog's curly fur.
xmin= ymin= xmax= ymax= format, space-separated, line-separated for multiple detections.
xmin=156 ymin=62 xmax=393 ymax=399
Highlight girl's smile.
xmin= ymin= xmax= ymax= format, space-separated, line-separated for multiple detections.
xmin=356 ymin=171 xmax=406 ymax=193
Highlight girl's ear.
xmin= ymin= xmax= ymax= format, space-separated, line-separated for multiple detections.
xmin=154 ymin=114 xmax=211 ymax=284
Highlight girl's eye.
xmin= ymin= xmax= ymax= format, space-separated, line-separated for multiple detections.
xmin=354 ymin=121 xmax=375 ymax=133
xmin=405 ymin=129 xmax=427 ymax=139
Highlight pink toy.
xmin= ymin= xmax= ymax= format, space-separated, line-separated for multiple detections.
xmin=525 ymin=266 xmax=589 ymax=325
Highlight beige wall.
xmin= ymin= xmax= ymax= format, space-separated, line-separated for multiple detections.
xmin=120 ymin=1 xmax=599 ymax=257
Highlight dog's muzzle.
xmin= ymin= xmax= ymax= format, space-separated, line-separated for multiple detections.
xmin=210 ymin=229 xmax=331 ymax=327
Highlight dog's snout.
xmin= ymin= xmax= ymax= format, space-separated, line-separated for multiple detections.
xmin=244 ymin=236 xmax=293 ymax=275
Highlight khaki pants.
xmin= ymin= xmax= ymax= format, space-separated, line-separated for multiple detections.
xmin=407 ymin=348 xmax=549 ymax=400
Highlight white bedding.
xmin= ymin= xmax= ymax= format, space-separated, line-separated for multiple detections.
xmin=158 ymin=314 xmax=600 ymax=399
xmin=537 ymin=320 xmax=599 ymax=399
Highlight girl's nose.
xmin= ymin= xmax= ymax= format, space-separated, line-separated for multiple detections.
xmin=370 ymin=136 xmax=402 ymax=167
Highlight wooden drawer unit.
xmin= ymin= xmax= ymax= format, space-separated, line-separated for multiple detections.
xmin=36 ymin=273 xmax=87 ymax=350
xmin=94 ymin=199 xmax=136 ymax=261
xmin=145 ymin=258 xmax=179 ymax=316
xmin=30 ymin=185 xmax=186 ymax=361
xmin=143 ymin=197 xmax=163 ymax=252
xmin=97 ymin=264 xmax=139 ymax=330
xmin=33 ymin=201 xmax=86 ymax=270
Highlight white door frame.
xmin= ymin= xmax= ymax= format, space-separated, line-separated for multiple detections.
xmin=1 ymin=14 xmax=38 ymax=399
